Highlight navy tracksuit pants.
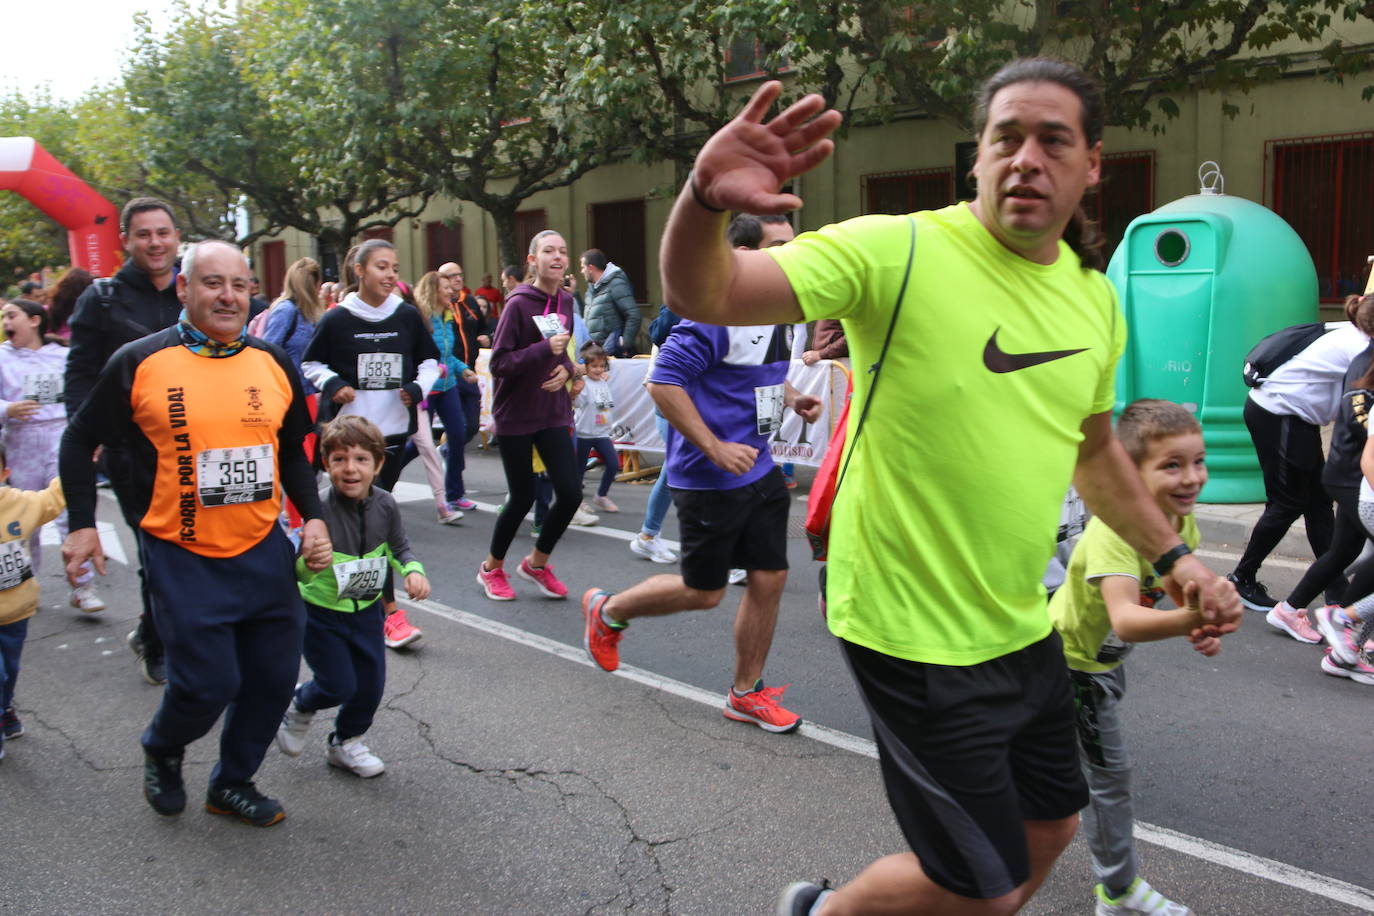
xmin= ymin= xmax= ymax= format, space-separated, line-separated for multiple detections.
xmin=139 ymin=526 xmax=304 ymax=789
xmin=296 ymin=600 xmax=386 ymax=741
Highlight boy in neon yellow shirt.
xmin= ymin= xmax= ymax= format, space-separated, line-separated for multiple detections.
xmin=1050 ymin=399 xmax=1234 ymax=916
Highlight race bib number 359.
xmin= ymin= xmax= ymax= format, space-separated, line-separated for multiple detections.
xmin=358 ymin=352 xmax=404 ymax=390
xmin=196 ymin=444 xmax=276 ymax=507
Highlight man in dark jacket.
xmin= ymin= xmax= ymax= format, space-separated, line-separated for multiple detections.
xmin=65 ymin=197 xmax=183 ymax=687
xmin=580 ymin=249 xmax=641 ymax=357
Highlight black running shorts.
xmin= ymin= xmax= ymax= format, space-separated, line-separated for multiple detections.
xmin=671 ymin=468 xmax=790 ymax=591
xmin=841 ymin=632 xmax=1088 ymax=900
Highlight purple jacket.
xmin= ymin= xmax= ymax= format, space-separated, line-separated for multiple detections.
xmin=489 ymin=283 xmax=577 ymax=436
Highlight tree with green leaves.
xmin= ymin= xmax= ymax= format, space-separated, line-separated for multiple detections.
xmin=257 ymin=0 xmax=614 ymax=270
xmin=843 ymin=0 xmax=1374 ymax=132
xmin=127 ymin=0 xmax=431 ymax=256
xmin=552 ymin=0 xmax=860 ymax=167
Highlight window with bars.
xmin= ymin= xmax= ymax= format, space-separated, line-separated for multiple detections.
xmin=1083 ymin=152 xmax=1155 ymax=261
xmin=1267 ymin=132 xmax=1374 ymax=301
xmin=863 ymin=168 xmax=955 ymax=215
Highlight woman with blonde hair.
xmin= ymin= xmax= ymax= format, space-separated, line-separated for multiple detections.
xmin=261 ymin=257 xmax=325 ymax=532
xmin=401 ymin=271 xmax=477 ymax=524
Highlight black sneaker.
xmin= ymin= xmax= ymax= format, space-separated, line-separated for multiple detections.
xmin=2 ymin=705 xmax=22 ymax=739
xmin=776 ymin=879 xmax=833 ymax=915
xmin=127 ymin=629 xmax=167 ymax=686
xmin=1227 ymin=574 xmax=1277 ymax=611
xmin=205 ymin=782 xmax=285 ymax=827
xmin=142 ymin=751 xmax=186 ymax=816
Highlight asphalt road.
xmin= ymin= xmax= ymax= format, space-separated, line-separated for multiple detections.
xmin=2 ymin=447 xmax=1371 ymax=914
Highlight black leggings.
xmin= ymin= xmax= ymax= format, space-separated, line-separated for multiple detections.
xmin=374 ymin=434 xmax=407 ymax=603
xmin=1288 ymin=484 xmax=1361 ymax=608
xmin=489 ymin=427 xmax=581 ymax=561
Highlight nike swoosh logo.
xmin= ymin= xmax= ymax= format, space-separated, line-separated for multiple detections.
xmin=982 ymin=327 xmax=1088 ymax=373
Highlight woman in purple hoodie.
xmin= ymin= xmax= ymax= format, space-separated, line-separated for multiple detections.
xmin=477 ymin=230 xmax=580 ymax=602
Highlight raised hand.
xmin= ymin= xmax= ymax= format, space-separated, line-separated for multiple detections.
xmin=692 ymin=81 xmax=842 ymax=215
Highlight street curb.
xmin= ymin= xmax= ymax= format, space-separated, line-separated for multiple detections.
xmin=1194 ymin=504 xmax=1314 ymax=562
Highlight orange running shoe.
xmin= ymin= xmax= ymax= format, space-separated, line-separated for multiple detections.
xmin=581 ymin=588 xmax=623 ymax=672
xmin=723 ymin=680 xmax=801 ymax=733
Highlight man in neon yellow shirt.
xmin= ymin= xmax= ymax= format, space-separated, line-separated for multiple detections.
xmin=657 ymin=58 xmax=1243 ymax=916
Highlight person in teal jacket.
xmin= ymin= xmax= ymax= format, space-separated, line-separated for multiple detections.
xmin=276 ymin=416 xmax=430 ymax=779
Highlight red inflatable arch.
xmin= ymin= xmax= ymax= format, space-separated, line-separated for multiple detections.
xmin=0 ymin=136 xmax=122 ymax=278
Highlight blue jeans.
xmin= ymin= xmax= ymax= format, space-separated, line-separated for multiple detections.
xmin=577 ymin=435 xmax=618 ymax=498
xmin=642 ymin=413 xmax=674 ymax=537
xmin=0 ymin=617 xmax=28 ymax=711
xmin=427 ymin=386 xmax=470 ymax=502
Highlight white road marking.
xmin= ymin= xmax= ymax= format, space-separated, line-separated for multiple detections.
xmin=402 ymin=595 xmax=1374 ymax=912
xmin=447 ymin=499 xmax=682 ymax=548
xmin=1195 ymin=547 xmax=1310 ymax=573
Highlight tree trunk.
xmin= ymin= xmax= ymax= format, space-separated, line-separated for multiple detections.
xmin=488 ymin=204 xmax=521 ymax=280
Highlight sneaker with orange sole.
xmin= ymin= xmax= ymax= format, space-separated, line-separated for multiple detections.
xmin=581 ymin=588 xmax=623 ymax=671
xmin=724 ymin=680 xmax=802 ymax=733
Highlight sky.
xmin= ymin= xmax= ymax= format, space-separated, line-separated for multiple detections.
xmin=1 ymin=0 xmax=181 ymax=102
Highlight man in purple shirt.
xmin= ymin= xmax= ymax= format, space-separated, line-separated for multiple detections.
xmin=580 ymin=215 xmax=821 ymax=733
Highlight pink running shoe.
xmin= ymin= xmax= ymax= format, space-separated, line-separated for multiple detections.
xmin=477 ymin=563 xmax=516 ymax=601
xmin=383 ymin=608 xmax=423 ymax=649
xmin=723 ymin=681 xmax=802 ymax=733
xmin=1320 ymin=647 xmax=1374 ymax=686
xmin=517 ymin=557 xmax=568 ymax=599
xmin=1266 ymin=601 xmax=1321 ymax=644
xmin=1314 ymin=605 xmax=1361 ymax=665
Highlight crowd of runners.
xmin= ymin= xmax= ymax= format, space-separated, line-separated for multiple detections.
xmin=3 ymin=54 xmax=1371 ymax=915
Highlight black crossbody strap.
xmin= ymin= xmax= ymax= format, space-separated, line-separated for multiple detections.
xmin=832 ymin=215 xmax=916 ymax=500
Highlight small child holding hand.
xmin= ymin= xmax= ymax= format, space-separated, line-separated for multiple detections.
xmin=1049 ymin=399 xmax=1236 ymax=916
xmin=276 ymin=416 xmax=430 ymax=778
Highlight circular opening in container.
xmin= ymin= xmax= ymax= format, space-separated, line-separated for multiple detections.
xmin=1154 ymin=229 xmax=1190 ymax=267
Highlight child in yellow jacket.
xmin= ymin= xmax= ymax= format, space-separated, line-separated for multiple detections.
xmin=0 ymin=452 xmax=67 ymax=762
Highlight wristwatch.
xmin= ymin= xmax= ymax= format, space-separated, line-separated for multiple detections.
xmin=1152 ymin=543 xmax=1193 ymax=577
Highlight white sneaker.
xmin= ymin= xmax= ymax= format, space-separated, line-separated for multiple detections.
xmin=728 ymin=568 xmax=748 ymax=585
xmin=1095 ymin=878 xmax=1191 ymax=915
xmin=276 ymin=698 xmax=314 ymax=757
xmin=69 ymin=585 xmax=106 ymax=613
xmin=571 ymin=506 xmax=600 ymax=526
xmin=327 ymin=734 xmax=385 ymax=777
xmin=590 ymin=494 xmax=619 ymax=513
xmin=630 ymin=535 xmax=678 ymax=564
xmin=437 ymin=504 xmax=464 ymax=526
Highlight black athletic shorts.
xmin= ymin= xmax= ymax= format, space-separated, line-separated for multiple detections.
xmin=841 ymin=632 xmax=1087 ymax=900
xmin=671 ymin=467 xmax=790 ymax=591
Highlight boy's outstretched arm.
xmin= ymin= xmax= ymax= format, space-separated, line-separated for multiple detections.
xmin=1075 ymin=411 xmax=1242 ymax=628
xmin=1099 ymin=575 xmax=1207 ymax=644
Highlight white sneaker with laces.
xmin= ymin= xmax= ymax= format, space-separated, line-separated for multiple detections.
xmin=630 ymin=535 xmax=678 ymax=564
xmin=728 ymin=568 xmax=748 ymax=586
xmin=327 ymin=735 xmax=385 ymax=777
xmin=275 ymin=698 xmax=314 ymax=757
xmin=69 ymin=585 xmax=106 ymax=613
xmin=571 ymin=506 xmax=600 ymax=526
xmin=1095 ymin=878 xmax=1191 ymax=915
